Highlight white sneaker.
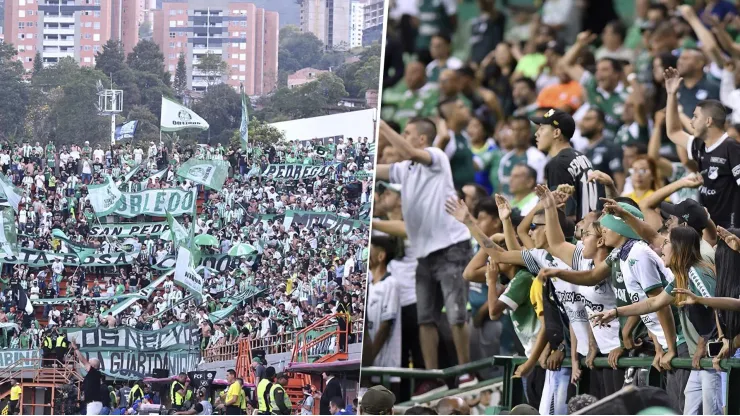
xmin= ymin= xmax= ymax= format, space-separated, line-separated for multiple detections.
xmin=458 ymin=373 xmax=478 ymax=388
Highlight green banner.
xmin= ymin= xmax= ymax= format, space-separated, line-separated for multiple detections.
xmin=261 ymin=164 xmax=337 ymax=180
xmin=152 ymin=252 xmax=257 ymax=272
xmin=0 ymin=207 xmax=17 ymax=255
xmin=177 ymin=157 xmax=229 ymax=191
xmin=88 ymin=222 xmax=170 ymax=238
xmin=0 ymin=349 xmax=40 ymax=368
xmin=65 ymin=324 xmax=200 ymax=380
xmin=0 ymin=248 xmax=138 ymax=267
xmin=354 ymin=170 xmax=373 ymax=180
xmin=283 ymin=210 xmax=366 ymax=234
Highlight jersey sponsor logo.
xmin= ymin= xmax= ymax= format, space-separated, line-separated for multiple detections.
xmin=732 ymin=164 xmax=740 ymax=176
xmin=708 ymin=166 xmax=719 ymax=180
xmin=711 ymin=157 xmax=727 ymax=164
xmin=616 ymin=271 xmax=624 ymax=284
xmin=616 ymin=288 xmax=628 ymax=302
xmin=696 ymin=89 xmax=708 ymax=100
xmin=699 ymin=186 xmax=717 ymax=196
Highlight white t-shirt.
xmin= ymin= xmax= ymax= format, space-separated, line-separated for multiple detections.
xmin=389 ymin=147 xmax=470 ymax=258
xmin=521 ymin=248 xmax=591 ymax=356
xmin=572 ymin=242 xmax=620 ymax=354
xmin=367 ymin=272 xmax=402 ymax=375
xmin=607 ymin=241 xmax=675 ymax=350
xmin=377 ymin=229 xmax=418 ymax=307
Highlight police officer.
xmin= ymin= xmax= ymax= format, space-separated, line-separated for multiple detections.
xmin=269 ymin=373 xmax=291 ymax=415
xmin=256 ymin=367 xmax=276 ymax=415
xmin=42 ymin=330 xmax=54 ymax=367
xmin=129 ymin=381 xmax=145 ymax=406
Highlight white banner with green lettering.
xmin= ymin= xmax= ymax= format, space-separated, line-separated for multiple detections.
xmin=91 ymin=188 xmax=197 ymax=218
xmin=261 ymin=164 xmax=337 ymax=180
xmin=88 ymin=175 xmax=123 ymax=217
xmin=89 ymin=222 xmax=170 ymax=238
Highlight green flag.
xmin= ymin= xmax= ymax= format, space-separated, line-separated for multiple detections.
xmin=239 ymin=83 xmax=249 ymax=151
xmin=176 ymin=158 xmax=229 ymax=191
xmin=122 ymin=164 xmax=143 ymax=182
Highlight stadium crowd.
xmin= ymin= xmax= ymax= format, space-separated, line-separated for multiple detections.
xmin=370 ymin=0 xmax=740 ymax=414
xmin=0 ymin=132 xmax=373 ymax=414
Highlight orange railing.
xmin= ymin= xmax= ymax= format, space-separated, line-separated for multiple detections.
xmin=202 ymin=341 xmax=241 ymax=363
xmin=290 ymin=313 xmax=350 ymax=365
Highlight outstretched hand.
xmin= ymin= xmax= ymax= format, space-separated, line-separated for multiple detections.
xmin=445 ymin=197 xmax=473 ymax=224
xmin=717 ymin=226 xmax=740 ymax=252
xmin=601 ymin=197 xmax=627 ymax=217
xmin=588 ymin=170 xmax=615 ymax=187
xmin=664 ymin=67 xmax=683 ymax=95
xmin=535 ymin=185 xmax=556 ymax=209
xmin=494 ymin=194 xmax=512 ymax=220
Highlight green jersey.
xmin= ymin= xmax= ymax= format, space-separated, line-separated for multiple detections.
xmin=448 ymin=132 xmax=476 ymax=190
xmin=582 ymin=72 xmax=628 ymax=141
xmin=416 ymin=0 xmax=455 ymax=52
xmin=614 ymin=122 xmax=650 ymax=146
xmin=499 ymin=269 xmax=540 ymax=356
xmin=606 ymin=249 xmax=648 ymax=346
xmin=390 ymin=86 xmax=439 ymax=129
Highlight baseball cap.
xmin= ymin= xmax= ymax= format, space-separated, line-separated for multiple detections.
xmin=546 ymin=39 xmax=566 ymax=56
xmin=509 ymin=404 xmax=540 ymax=415
xmin=360 ymin=385 xmax=396 ymax=415
xmin=659 ymin=200 xmax=708 ymax=234
xmin=529 ymin=108 xmax=576 ymax=139
xmin=601 ymin=203 xmax=644 ymax=240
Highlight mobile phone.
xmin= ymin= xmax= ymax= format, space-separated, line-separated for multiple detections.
xmin=707 ymin=340 xmax=723 ymax=357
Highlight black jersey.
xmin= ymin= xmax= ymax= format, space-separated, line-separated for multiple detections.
xmin=688 ymin=134 xmax=740 ymax=228
xmin=545 ymin=147 xmax=605 ymax=222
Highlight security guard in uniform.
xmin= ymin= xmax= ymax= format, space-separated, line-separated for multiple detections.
xmin=269 ymin=373 xmax=291 ymax=415
xmin=42 ymin=330 xmax=54 ymax=367
xmin=54 ymin=331 xmax=69 ymax=364
xmin=170 ymin=372 xmax=189 ymax=410
xmin=129 ymin=381 xmax=145 ymax=405
xmin=256 ymin=367 xmax=276 ymax=415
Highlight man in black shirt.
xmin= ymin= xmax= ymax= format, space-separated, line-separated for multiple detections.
xmin=530 ymin=109 xmax=605 ymax=222
xmin=664 ymin=67 xmax=740 ymax=228
xmin=72 ymin=341 xmax=104 ymax=415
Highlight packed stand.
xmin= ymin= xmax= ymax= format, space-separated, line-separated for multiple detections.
xmin=370 ymin=0 xmax=740 ymax=414
xmin=0 ymin=136 xmax=372 ymax=365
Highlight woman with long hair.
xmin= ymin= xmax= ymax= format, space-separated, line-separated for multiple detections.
xmin=621 ymin=155 xmax=664 ymax=204
xmin=591 ymin=226 xmax=720 ymax=415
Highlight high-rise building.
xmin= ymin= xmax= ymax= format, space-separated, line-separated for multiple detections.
xmin=152 ymin=0 xmax=278 ymax=95
xmin=350 ymin=0 xmax=365 ymax=49
xmin=111 ymin=0 xmax=145 ymax=54
xmin=299 ymin=0 xmax=350 ymax=51
xmin=362 ymin=0 xmax=383 ymax=46
xmin=4 ymin=0 xmax=115 ymax=71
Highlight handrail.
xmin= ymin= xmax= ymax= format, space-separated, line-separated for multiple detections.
xmin=290 ymin=313 xmax=350 ymax=365
xmin=362 ymin=355 xmax=740 ymax=414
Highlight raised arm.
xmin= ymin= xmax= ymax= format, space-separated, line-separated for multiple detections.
xmin=558 ymin=31 xmax=597 ymax=83
xmin=673 ymin=288 xmax=740 ymax=311
xmin=537 ymin=185 xmax=576 ymax=266
xmin=664 ymin=68 xmax=692 ymax=148
xmin=638 ymin=174 xmax=703 ymax=210
xmin=516 ymin=200 xmax=543 ymax=250
xmin=647 ymin=110 xmax=675 ymax=179
xmin=463 ymin=245 xmax=491 ymax=283
xmin=496 ymin=194 xmax=522 ymax=251
xmin=379 ymin=120 xmax=433 ymax=166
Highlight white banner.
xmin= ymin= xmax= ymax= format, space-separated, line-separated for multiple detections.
xmin=174 ymin=247 xmax=203 ymax=296
xmin=88 ymin=175 xmax=123 ymax=217
xmin=160 ymin=96 xmax=209 ymax=132
xmin=109 ymin=188 xmax=197 ymax=218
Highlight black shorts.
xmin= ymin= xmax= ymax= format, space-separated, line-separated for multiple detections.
xmin=225 ymin=405 xmax=242 ymax=415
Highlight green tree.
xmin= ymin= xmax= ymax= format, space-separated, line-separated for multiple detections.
xmin=95 ymin=40 xmax=126 ymax=77
xmin=192 ymin=83 xmax=241 ymax=139
xmin=0 ymin=43 xmax=30 ymax=141
xmin=51 ymin=67 xmax=111 ymax=146
xmin=355 ymin=55 xmax=381 ymax=93
xmin=257 ymin=72 xmax=348 ymax=122
xmin=230 ymin=118 xmax=285 ymax=148
xmin=195 ymin=52 xmax=228 ymax=88
xmin=127 ymin=39 xmax=170 ymax=86
xmin=32 ymin=51 xmax=43 ymax=75
xmin=135 ymin=71 xmax=175 ymax=117
xmin=278 ymin=25 xmax=325 ymax=73
xmin=174 ymin=53 xmax=187 ymax=97
xmin=126 ymin=105 xmax=160 ymax=144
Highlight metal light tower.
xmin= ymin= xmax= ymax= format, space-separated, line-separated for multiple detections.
xmin=97 ymin=79 xmax=123 ymax=146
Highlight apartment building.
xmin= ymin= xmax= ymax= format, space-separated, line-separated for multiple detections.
xmin=111 ymin=0 xmax=145 ymax=54
xmin=4 ymin=0 xmax=116 ymax=70
xmin=298 ymin=0 xmax=350 ymax=50
xmin=152 ymin=0 xmax=278 ymax=95
xmin=349 ymin=0 xmax=365 ymax=49
xmin=362 ymin=0 xmax=383 ymax=46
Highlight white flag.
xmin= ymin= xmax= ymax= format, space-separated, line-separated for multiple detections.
xmin=160 ymin=96 xmax=209 ymax=132
xmin=0 ymin=173 xmax=22 ymax=212
xmin=174 ymin=246 xmax=203 ymax=296
xmin=88 ymin=175 xmax=123 ymax=217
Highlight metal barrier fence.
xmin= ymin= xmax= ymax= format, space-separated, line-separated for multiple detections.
xmin=362 ymin=355 xmax=740 ymax=414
